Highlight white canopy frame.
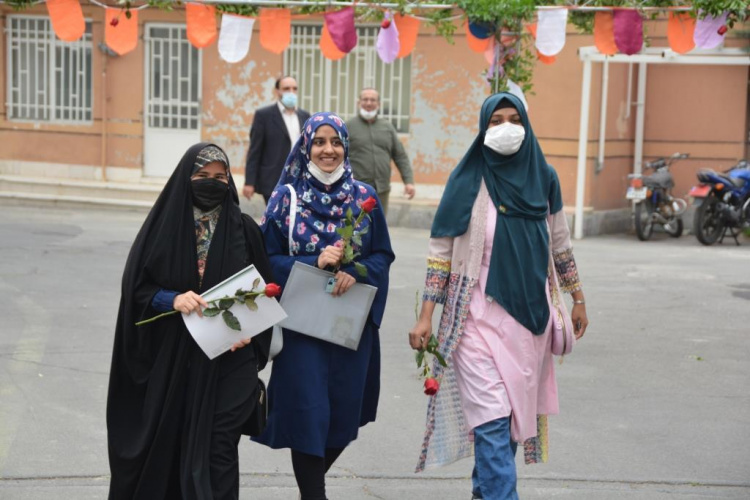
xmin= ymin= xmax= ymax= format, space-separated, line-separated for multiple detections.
xmin=573 ymin=46 xmax=750 ymax=239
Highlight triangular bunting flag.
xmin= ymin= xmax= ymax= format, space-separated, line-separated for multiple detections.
xmin=47 ymin=0 xmax=85 ymax=42
xmin=324 ymin=8 xmax=357 ymax=54
xmin=320 ymin=24 xmax=346 ymax=61
xmin=536 ymin=8 xmax=568 ymax=57
xmin=613 ymin=10 xmax=643 ymax=55
xmin=186 ymin=3 xmax=218 ymax=49
xmin=259 ymin=8 xmax=291 ymax=54
xmin=395 ymin=14 xmax=420 ymax=58
xmin=594 ymin=12 xmax=617 ymax=56
xmin=667 ymin=12 xmax=696 ymax=54
xmin=218 ymin=14 xmax=255 ymax=64
xmin=694 ymin=11 xmax=728 ymax=49
xmin=105 ymin=8 xmax=138 ymax=56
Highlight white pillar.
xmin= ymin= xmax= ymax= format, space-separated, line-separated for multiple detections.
xmin=596 ymin=57 xmax=609 ymax=172
xmin=574 ymin=58 xmax=593 ymax=240
xmin=633 ymin=62 xmax=648 ymax=175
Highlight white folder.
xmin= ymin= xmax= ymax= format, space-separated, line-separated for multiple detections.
xmin=182 ymin=264 xmax=288 ymax=360
xmin=279 ymin=262 xmax=377 ymax=350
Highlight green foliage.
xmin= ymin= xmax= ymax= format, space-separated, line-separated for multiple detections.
xmin=216 ymin=4 xmax=260 ymax=17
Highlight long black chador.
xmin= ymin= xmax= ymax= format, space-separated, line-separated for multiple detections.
xmin=107 ymin=143 xmax=273 ymax=499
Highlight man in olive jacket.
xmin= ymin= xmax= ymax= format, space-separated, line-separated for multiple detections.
xmin=346 ymin=88 xmax=415 ymax=214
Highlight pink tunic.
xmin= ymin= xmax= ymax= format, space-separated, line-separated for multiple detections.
xmin=452 ymin=198 xmax=559 ymax=443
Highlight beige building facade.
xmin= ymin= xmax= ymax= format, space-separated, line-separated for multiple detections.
xmin=1 ymin=5 xmax=748 ymax=232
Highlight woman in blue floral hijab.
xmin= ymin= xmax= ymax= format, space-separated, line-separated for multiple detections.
xmin=254 ymin=112 xmax=395 ymax=500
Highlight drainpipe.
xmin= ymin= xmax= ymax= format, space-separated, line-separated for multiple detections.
xmin=633 ymin=62 xmax=647 ymax=175
xmin=596 ymin=57 xmax=609 ymax=173
xmin=574 ymin=57 xmax=593 ymax=240
xmin=100 ymin=50 xmax=108 ymax=182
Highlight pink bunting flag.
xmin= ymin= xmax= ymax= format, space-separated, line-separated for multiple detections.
xmin=324 ymin=7 xmax=358 ymax=54
xmin=613 ymin=10 xmax=644 ymax=55
xmin=376 ymin=11 xmax=400 ymax=63
xmin=694 ymin=11 xmax=728 ymax=49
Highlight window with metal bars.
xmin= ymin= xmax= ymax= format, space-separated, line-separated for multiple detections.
xmin=284 ymin=24 xmax=412 ymax=133
xmin=6 ymin=16 xmax=93 ymax=123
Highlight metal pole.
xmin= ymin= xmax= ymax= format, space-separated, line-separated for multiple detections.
xmin=574 ymin=57 xmax=592 ymax=240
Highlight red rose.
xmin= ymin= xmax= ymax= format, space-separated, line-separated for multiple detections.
xmin=361 ymin=196 xmax=377 ymax=214
xmin=381 ymin=20 xmax=391 ymax=29
xmin=423 ymin=377 xmax=439 ymax=396
xmin=717 ymin=25 xmax=728 ymax=35
xmin=110 ymin=17 xmax=119 ymax=27
xmin=264 ymin=283 xmax=282 ymax=298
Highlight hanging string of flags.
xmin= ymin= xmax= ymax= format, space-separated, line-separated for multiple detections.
xmin=38 ymin=1 xmax=735 ymax=62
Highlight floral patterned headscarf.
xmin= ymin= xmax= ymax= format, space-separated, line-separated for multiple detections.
xmin=261 ymin=112 xmax=372 ymax=255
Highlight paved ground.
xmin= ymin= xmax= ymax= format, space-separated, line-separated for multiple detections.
xmin=1 ymin=202 xmax=749 ymax=499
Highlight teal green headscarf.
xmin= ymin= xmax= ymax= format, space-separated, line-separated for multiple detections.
xmin=431 ymin=92 xmax=563 ymax=335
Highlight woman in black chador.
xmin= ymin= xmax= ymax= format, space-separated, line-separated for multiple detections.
xmin=107 ymin=143 xmax=273 ymax=499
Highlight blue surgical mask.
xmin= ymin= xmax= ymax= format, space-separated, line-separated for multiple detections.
xmin=281 ymin=92 xmax=297 ymax=109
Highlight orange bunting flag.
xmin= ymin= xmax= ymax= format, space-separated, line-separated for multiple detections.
xmin=46 ymin=0 xmax=85 ymax=42
xmin=394 ymin=14 xmax=420 ymax=58
xmin=320 ymin=24 xmax=346 ymax=61
xmin=260 ymin=8 xmax=292 ymax=54
xmin=667 ymin=12 xmax=696 ymax=55
xmin=186 ymin=3 xmax=218 ymax=49
xmin=594 ymin=12 xmax=617 ymax=56
xmin=105 ymin=8 xmax=139 ymax=56
xmin=466 ymin=22 xmax=492 ymax=53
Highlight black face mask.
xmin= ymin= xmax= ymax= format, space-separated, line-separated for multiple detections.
xmin=191 ymin=178 xmax=229 ymax=211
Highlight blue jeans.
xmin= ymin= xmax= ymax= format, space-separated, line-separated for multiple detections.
xmin=471 ymin=417 xmax=519 ymax=500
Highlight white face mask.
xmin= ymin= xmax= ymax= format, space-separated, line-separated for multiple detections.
xmin=484 ymin=122 xmax=525 ymax=156
xmin=359 ymin=107 xmax=378 ymax=121
xmin=308 ymin=160 xmax=346 ymax=186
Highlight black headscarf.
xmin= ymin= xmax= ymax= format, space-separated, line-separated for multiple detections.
xmin=107 ymin=142 xmax=273 ymax=499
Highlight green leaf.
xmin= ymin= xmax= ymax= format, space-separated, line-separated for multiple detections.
xmin=202 ymin=307 xmax=221 ymax=317
xmin=245 ymin=297 xmax=258 ymax=312
xmin=340 ymin=225 xmax=353 ymax=239
xmin=415 ymin=350 xmax=425 ymax=368
xmin=346 ymin=207 xmax=354 ymax=221
xmin=434 ymin=351 xmax=448 ymax=368
xmin=358 ymin=225 xmax=369 ymax=236
xmin=427 ymin=335 xmax=439 ymax=350
xmin=219 ymin=298 xmax=234 ymax=310
xmin=352 ymin=234 xmax=363 ymax=247
xmin=354 ymin=262 xmax=368 ymax=278
xmin=252 ymin=277 xmax=260 ymax=290
xmin=222 ymin=310 xmax=241 ymax=331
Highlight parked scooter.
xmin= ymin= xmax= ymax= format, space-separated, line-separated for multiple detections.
xmin=626 ymin=152 xmax=688 ymax=241
xmin=689 ymin=159 xmax=750 ymax=246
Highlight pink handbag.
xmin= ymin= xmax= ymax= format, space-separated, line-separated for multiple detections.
xmin=550 ymin=265 xmax=575 ymax=356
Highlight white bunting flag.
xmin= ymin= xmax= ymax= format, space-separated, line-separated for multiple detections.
xmin=536 ymin=9 xmax=568 ymax=57
xmin=218 ymin=14 xmax=254 ymax=63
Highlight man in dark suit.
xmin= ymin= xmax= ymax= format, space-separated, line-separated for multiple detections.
xmin=243 ymin=76 xmax=311 ymax=203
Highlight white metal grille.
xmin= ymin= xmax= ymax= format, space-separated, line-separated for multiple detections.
xmin=145 ymin=25 xmax=200 ymax=130
xmin=284 ymin=25 xmax=412 ymax=133
xmin=6 ymin=16 xmax=93 ymax=123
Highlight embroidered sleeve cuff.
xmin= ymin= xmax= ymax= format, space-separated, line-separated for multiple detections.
xmin=423 ymin=257 xmax=451 ymax=304
xmin=553 ymin=248 xmax=582 ymax=293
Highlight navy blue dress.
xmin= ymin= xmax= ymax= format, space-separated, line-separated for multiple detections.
xmin=253 ymin=183 xmax=394 ymax=457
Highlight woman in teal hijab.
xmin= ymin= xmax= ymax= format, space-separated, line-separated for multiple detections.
xmin=409 ymin=93 xmax=589 ymax=499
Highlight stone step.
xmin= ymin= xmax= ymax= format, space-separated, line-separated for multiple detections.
xmin=0 ymin=175 xmax=163 ymax=206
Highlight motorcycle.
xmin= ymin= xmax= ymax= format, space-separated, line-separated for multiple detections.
xmin=626 ymin=152 xmax=688 ymax=241
xmin=689 ymin=159 xmax=750 ymax=246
